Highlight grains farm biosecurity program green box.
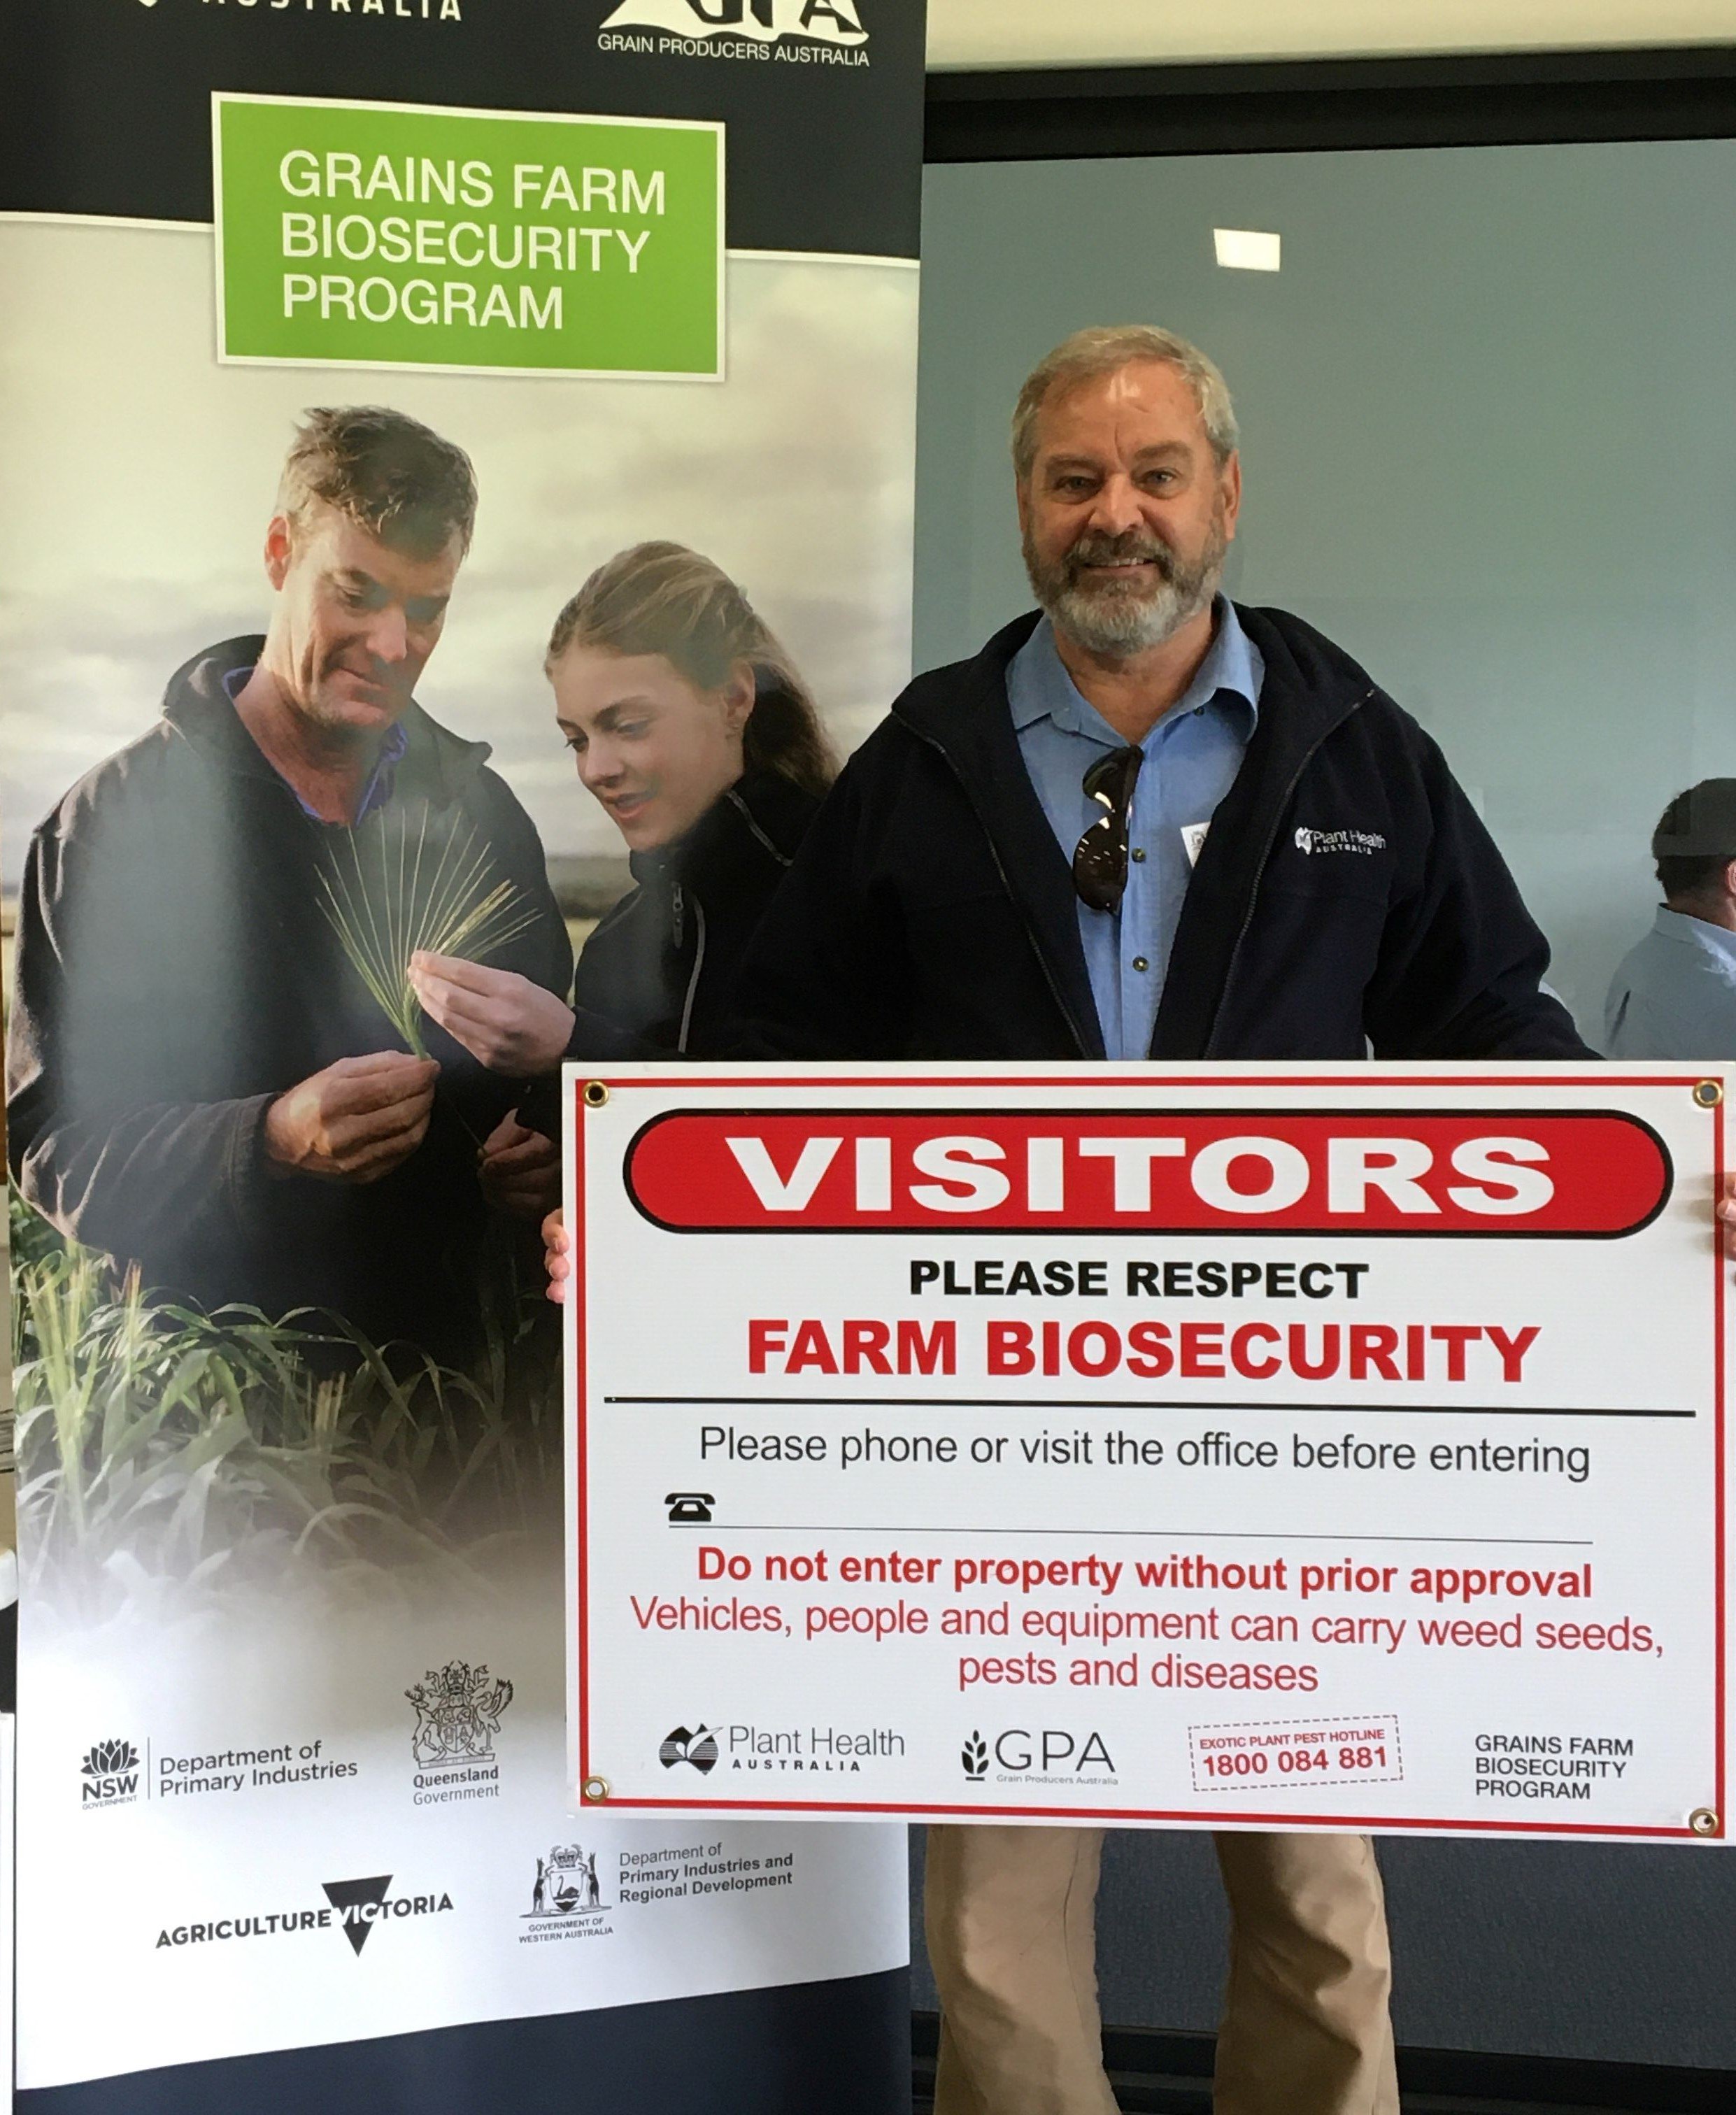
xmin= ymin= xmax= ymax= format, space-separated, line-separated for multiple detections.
xmin=213 ymin=94 xmax=724 ymax=380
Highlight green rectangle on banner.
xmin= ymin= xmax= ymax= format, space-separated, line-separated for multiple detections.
xmin=213 ymin=94 xmax=723 ymax=379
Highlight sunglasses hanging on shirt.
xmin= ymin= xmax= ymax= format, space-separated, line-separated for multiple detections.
xmin=1073 ymin=744 xmax=1144 ymax=912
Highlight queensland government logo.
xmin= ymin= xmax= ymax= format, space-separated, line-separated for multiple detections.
xmin=599 ymin=0 xmax=869 ymax=64
xmin=406 ymin=1660 xmax=512 ymax=1805
xmin=81 ymin=1739 xmax=141 ymax=1809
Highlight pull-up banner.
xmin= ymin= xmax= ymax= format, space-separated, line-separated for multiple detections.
xmin=2 ymin=6 xmax=923 ymax=2112
xmin=569 ymin=1062 xmax=1731 ymax=1844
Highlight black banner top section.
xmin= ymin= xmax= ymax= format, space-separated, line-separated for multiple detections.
xmin=0 ymin=0 xmax=925 ymax=259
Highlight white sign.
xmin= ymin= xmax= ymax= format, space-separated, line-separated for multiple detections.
xmin=567 ymin=1062 xmax=1733 ymax=1842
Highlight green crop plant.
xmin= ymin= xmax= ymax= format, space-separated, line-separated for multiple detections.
xmin=10 ymin=1191 xmax=560 ymax=1621
xmin=317 ymin=801 xmax=539 ymax=1059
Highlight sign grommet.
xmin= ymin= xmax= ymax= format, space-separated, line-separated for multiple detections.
xmin=583 ymin=1081 xmax=610 ymax=1109
xmin=582 ymin=1774 xmax=611 ymax=1803
xmin=1694 ymin=1079 xmax=1723 ymax=1107
xmin=1691 ymin=1807 xmax=1720 ymax=1835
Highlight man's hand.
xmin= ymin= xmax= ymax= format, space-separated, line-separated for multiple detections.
xmin=478 ymin=1111 xmax=560 ymax=1221
xmin=543 ymin=1209 xmax=571 ymax=1304
xmin=408 ymin=951 xmax=575 ymax=1075
xmin=264 ymin=1052 xmax=439 ymax=1183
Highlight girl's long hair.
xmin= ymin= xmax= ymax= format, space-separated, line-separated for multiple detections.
xmin=546 ymin=542 xmax=835 ymax=799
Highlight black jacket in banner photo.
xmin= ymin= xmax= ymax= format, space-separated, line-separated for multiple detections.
xmin=738 ymin=606 xmax=1591 ymax=1062
xmin=6 ymin=636 xmax=574 ymax=1360
xmin=565 ymin=769 xmax=822 ymax=1062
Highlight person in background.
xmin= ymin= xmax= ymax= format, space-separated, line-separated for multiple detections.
xmin=410 ymin=541 xmax=834 ymax=1222
xmin=1605 ymin=780 xmax=1736 ymax=1058
xmin=734 ymin=323 xmax=1591 ymax=2115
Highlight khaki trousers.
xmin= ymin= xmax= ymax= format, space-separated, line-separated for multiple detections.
xmin=925 ymin=1826 xmax=1398 ymax=2115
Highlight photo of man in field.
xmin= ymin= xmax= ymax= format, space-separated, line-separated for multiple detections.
xmin=6 ymin=405 xmax=571 ymax=1361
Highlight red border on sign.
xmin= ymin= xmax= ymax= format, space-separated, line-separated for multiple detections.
xmin=574 ymin=1071 xmax=1726 ymax=1842
xmin=574 ymin=1096 xmax=590 ymax=1779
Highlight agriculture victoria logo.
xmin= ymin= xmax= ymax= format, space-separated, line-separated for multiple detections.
xmin=522 ymin=1842 xmax=613 ymax=1944
xmin=598 ymin=0 xmax=869 ymax=65
xmin=962 ymin=1729 xmax=1118 ymax=1787
xmin=81 ymin=1739 xmax=142 ymax=1809
xmin=155 ymin=1874 xmax=454 ymax=1958
xmin=406 ymin=1660 xmax=513 ymax=1805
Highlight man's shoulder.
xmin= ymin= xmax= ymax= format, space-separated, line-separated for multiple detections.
xmin=890 ymin=613 xmax=1043 ymax=736
xmin=34 ymin=634 xmax=263 ymax=849
xmin=33 ymin=719 xmax=186 ymax=851
xmin=1235 ymin=601 xmax=1395 ymax=711
xmin=401 ymin=703 xmax=529 ymax=826
xmin=1621 ymin=913 xmax=1736 ymax=985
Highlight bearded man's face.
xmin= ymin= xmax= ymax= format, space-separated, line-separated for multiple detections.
xmin=1018 ymin=359 xmax=1240 ymax=658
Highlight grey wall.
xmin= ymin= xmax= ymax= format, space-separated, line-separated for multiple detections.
xmin=911 ymin=138 xmax=1736 ymax=2067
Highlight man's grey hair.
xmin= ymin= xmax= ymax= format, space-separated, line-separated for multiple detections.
xmin=1011 ymin=325 xmax=1240 ymax=480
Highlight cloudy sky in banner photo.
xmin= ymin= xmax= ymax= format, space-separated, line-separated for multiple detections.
xmin=0 ymin=220 xmax=918 ymax=886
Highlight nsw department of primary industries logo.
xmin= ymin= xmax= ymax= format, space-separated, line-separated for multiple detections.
xmin=81 ymin=1739 xmax=141 ymax=1808
xmin=599 ymin=0 xmax=868 ymax=59
xmin=660 ymin=1724 xmax=720 ymax=1774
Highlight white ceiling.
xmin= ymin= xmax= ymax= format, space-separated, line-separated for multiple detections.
xmin=926 ymin=0 xmax=1736 ymax=70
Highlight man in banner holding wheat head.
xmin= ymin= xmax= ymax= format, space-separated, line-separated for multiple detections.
xmin=6 ymin=406 xmax=571 ymax=1358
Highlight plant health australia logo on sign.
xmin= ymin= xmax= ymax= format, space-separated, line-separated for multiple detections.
xmin=213 ymin=94 xmax=723 ymax=378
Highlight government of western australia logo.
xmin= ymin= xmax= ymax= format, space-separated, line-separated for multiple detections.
xmin=599 ymin=0 xmax=868 ymax=62
xmin=660 ymin=1724 xmax=720 ymax=1774
xmin=406 ymin=1661 xmax=512 ymax=1801
xmin=81 ymin=1739 xmax=141 ymax=1809
xmin=530 ymin=1844 xmax=607 ymax=1918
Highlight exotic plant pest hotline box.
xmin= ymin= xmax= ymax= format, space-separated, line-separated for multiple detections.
xmin=565 ymin=1062 xmax=1730 ymax=1842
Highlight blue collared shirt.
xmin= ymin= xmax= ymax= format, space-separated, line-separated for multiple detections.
xmin=225 ymin=663 xmax=408 ymax=823
xmin=1009 ymin=601 xmax=1264 ymax=1058
xmin=1604 ymin=906 xmax=1736 ymax=1058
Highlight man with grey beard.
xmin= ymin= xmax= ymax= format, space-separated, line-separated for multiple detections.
xmin=741 ymin=325 xmax=1585 ymax=2114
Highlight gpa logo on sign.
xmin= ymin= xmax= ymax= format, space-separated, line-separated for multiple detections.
xmin=971 ymin=1729 xmax=1116 ymax=1783
xmin=80 ymin=1738 xmax=141 ymax=1809
xmin=599 ymin=0 xmax=868 ymax=60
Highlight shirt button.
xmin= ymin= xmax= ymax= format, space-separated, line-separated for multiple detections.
xmin=1132 ymin=955 xmax=1150 ymax=973
xmin=1130 ymin=848 xmax=1146 ymax=863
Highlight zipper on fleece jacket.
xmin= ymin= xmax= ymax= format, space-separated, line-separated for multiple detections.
xmin=906 ymin=724 xmax=1095 ymax=1059
xmin=1202 ymin=688 xmax=1373 ymax=1059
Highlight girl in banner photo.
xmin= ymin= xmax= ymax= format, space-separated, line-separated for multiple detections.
xmin=409 ymin=539 xmax=834 ymax=1218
